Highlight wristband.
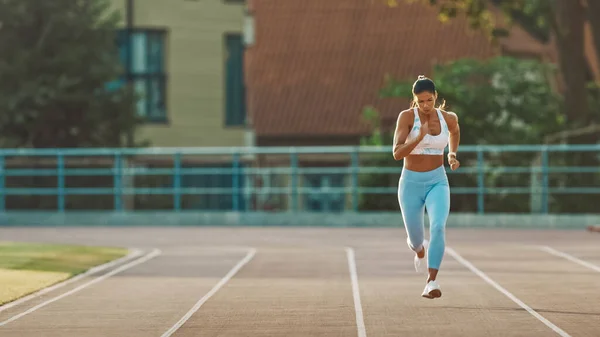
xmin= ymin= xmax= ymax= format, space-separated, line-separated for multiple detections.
xmin=447 ymin=152 xmax=457 ymax=158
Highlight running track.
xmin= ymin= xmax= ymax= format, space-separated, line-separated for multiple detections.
xmin=0 ymin=226 xmax=598 ymax=337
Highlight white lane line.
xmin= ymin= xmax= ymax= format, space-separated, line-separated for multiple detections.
xmin=346 ymin=247 xmax=367 ymax=337
xmin=0 ymin=248 xmax=161 ymax=327
xmin=0 ymin=247 xmax=143 ymax=314
xmin=161 ymin=247 xmax=257 ymax=337
xmin=539 ymin=246 xmax=600 ymax=273
xmin=446 ymin=247 xmax=571 ymax=337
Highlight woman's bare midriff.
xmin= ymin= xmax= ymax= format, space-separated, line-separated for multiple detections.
xmin=404 ymin=154 xmax=444 ymax=172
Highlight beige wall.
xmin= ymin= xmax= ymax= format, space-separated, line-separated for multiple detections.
xmin=112 ymin=0 xmax=249 ymax=147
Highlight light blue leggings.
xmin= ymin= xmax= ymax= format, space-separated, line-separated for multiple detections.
xmin=397 ymin=165 xmax=450 ymax=270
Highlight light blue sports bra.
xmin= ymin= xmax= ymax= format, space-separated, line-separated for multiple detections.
xmin=406 ymin=108 xmax=449 ymax=155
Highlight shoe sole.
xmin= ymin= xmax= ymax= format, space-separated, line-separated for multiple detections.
xmin=422 ymin=289 xmax=442 ymax=299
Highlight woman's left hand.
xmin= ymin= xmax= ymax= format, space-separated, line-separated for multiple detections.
xmin=448 ymin=153 xmax=460 ymax=170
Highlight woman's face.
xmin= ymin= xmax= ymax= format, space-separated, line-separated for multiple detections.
xmin=414 ymin=91 xmax=436 ymax=114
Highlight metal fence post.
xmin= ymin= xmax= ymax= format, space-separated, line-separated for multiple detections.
xmin=0 ymin=155 xmax=5 ymax=211
xmin=173 ymin=152 xmax=181 ymax=211
xmin=290 ymin=150 xmax=298 ymax=212
xmin=57 ymin=153 xmax=65 ymax=212
xmin=232 ymin=152 xmax=240 ymax=211
xmin=351 ymin=148 xmax=359 ymax=211
xmin=541 ymin=148 xmax=549 ymax=214
xmin=477 ymin=148 xmax=485 ymax=214
xmin=114 ymin=153 xmax=123 ymax=211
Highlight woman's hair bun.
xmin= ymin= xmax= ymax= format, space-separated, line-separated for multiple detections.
xmin=417 ymin=75 xmax=426 ymax=80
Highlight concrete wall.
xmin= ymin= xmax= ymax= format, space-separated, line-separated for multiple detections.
xmin=0 ymin=212 xmax=598 ymax=229
xmin=111 ymin=0 xmax=249 ymax=147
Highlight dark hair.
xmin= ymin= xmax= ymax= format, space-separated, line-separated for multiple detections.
xmin=410 ymin=75 xmax=446 ymax=110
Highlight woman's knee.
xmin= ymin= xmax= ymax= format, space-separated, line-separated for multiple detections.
xmin=429 ymin=223 xmax=445 ymax=239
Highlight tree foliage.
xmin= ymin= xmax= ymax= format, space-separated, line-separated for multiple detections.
xmin=387 ymin=0 xmax=598 ymax=126
xmin=0 ymin=0 xmax=144 ymax=148
xmin=379 ymin=56 xmax=565 ymax=144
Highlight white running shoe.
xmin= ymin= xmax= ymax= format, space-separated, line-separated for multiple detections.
xmin=407 ymin=238 xmax=428 ymax=273
xmin=421 ymin=280 xmax=442 ymax=299
xmin=414 ymin=254 xmax=424 ymax=273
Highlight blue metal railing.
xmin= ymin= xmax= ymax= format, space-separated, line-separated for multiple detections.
xmin=0 ymin=144 xmax=598 ymax=213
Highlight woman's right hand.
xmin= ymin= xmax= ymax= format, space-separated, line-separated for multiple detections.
xmin=419 ymin=121 xmax=429 ymax=139
xmin=393 ymin=109 xmax=431 ymax=160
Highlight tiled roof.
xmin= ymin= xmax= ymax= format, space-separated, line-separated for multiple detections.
xmin=245 ymin=0 xmax=546 ymax=138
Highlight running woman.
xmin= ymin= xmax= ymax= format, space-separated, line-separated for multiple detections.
xmin=392 ymin=75 xmax=461 ymax=299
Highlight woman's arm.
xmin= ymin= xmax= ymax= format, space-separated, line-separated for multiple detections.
xmin=443 ymin=111 xmax=460 ymax=170
xmin=393 ymin=110 xmax=426 ymax=160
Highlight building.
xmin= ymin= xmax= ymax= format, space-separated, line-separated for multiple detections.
xmin=111 ymin=0 xmax=252 ymax=148
xmin=109 ymin=0 xmax=253 ymax=210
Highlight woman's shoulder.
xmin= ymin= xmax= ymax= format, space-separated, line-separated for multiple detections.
xmin=439 ymin=109 xmax=458 ymax=122
xmin=396 ymin=108 xmax=416 ymax=123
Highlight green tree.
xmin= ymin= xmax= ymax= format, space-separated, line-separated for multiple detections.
xmin=0 ymin=0 xmax=147 ymax=211
xmin=0 ymin=0 xmax=144 ymax=148
xmin=360 ymin=56 xmax=566 ymax=212
xmin=379 ymin=57 xmax=565 ymax=144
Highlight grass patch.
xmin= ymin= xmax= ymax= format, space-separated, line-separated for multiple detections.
xmin=0 ymin=241 xmax=128 ymax=306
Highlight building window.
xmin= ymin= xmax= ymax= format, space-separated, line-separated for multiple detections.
xmin=224 ymin=33 xmax=246 ymax=127
xmin=117 ymin=29 xmax=167 ymax=123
